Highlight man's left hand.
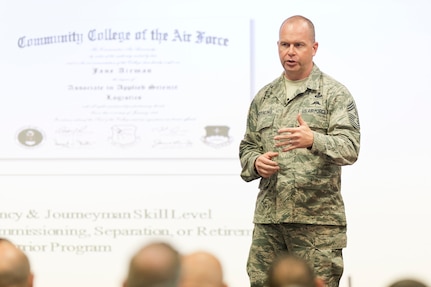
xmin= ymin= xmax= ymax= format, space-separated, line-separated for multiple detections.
xmin=274 ymin=114 xmax=314 ymax=152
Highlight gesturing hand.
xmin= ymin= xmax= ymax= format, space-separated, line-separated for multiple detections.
xmin=255 ymin=152 xmax=279 ymax=178
xmin=274 ymin=114 xmax=314 ymax=152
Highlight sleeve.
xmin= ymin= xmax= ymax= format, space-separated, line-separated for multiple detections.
xmin=309 ymin=84 xmax=361 ymax=166
xmin=239 ymin=96 xmax=263 ymax=182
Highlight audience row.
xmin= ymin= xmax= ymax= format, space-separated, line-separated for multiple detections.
xmin=0 ymin=237 xmax=428 ymax=287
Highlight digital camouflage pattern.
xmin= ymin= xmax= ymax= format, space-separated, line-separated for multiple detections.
xmin=240 ymin=64 xmax=360 ymax=226
xmin=247 ymin=224 xmax=346 ymax=287
xmin=240 ymin=64 xmax=360 ymax=287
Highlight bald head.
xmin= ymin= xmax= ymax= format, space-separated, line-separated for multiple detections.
xmin=179 ymin=251 xmax=227 ymax=287
xmin=279 ymin=15 xmax=316 ymax=42
xmin=124 ymin=241 xmax=181 ymax=287
xmin=0 ymin=238 xmax=33 ymax=287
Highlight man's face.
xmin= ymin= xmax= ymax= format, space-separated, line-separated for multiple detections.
xmin=278 ymin=20 xmax=318 ymax=81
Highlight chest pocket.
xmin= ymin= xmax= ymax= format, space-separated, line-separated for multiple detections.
xmin=256 ymin=113 xmax=275 ymax=151
xmin=300 ymin=94 xmax=329 ymax=134
xmin=256 ymin=113 xmax=274 ymax=130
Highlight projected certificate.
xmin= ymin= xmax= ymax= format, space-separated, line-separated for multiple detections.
xmin=1 ymin=19 xmax=251 ymax=159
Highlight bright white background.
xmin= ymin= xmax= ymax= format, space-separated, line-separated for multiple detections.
xmin=1 ymin=1 xmax=431 ymax=287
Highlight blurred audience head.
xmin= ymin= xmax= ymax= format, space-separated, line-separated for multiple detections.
xmin=179 ymin=250 xmax=227 ymax=287
xmin=266 ymin=253 xmax=324 ymax=287
xmin=0 ymin=238 xmax=33 ymax=287
xmin=123 ymin=241 xmax=181 ymax=287
xmin=388 ymin=278 xmax=428 ymax=287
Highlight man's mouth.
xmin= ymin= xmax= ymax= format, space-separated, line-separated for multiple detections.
xmin=285 ymin=60 xmax=297 ymax=66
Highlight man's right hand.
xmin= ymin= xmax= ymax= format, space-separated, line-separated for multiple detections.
xmin=255 ymin=152 xmax=279 ymax=178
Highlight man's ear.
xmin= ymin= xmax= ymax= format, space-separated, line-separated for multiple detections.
xmin=315 ymin=277 xmax=326 ymax=287
xmin=28 ymin=273 xmax=34 ymax=287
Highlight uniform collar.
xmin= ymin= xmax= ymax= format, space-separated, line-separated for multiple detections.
xmin=268 ymin=64 xmax=321 ymax=103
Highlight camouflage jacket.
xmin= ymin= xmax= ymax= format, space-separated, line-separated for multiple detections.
xmin=239 ymin=64 xmax=360 ymax=225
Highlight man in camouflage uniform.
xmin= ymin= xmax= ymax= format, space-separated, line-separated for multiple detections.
xmin=239 ymin=15 xmax=360 ymax=287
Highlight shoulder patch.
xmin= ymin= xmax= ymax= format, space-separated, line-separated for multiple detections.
xmin=347 ymin=101 xmax=360 ymax=130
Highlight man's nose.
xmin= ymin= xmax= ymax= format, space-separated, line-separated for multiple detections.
xmin=287 ymin=45 xmax=296 ymax=55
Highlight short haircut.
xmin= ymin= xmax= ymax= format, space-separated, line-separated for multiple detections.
xmin=266 ymin=252 xmax=316 ymax=287
xmin=125 ymin=241 xmax=181 ymax=287
xmin=279 ymin=15 xmax=316 ymax=42
xmin=0 ymin=238 xmax=32 ymax=287
xmin=388 ymin=279 xmax=428 ymax=287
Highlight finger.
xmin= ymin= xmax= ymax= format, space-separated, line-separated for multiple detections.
xmin=278 ymin=127 xmax=298 ymax=134
xmin=265 ymin=152 xmax=279 ymax=159
xmin=257 ymin=157 xmax=277 ymax=169
xmin=297 ymin=113 xmax=308 ymax=127
xmin=261 ymin=157 xmax=279 ymax=167
xmin=262 ymin=166 xmax=279 ymax=177
xmin=274 ymin=140 xmax=287 ymax=147
xmin=260 ymin=161 xmax=278 ymax=169
xmin=257 ymin=165 xmax=278 ymax=178
xmin=281 ymin=140 xmax=296 ymax=152
xmin=282 ymin=145 xmax=294 ymax=152
xmin=277 ymin=127 xmax=291 ymax=134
